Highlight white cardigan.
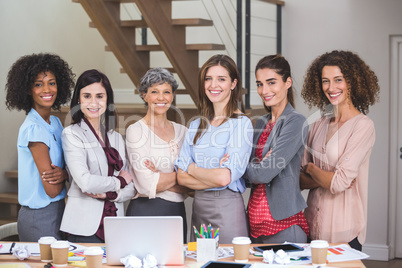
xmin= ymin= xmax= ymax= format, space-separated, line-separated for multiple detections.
xmin=60 ymin=120 xmax=135 ymax=236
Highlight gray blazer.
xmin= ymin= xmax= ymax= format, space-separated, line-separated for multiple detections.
xmin=60 ymin=120 xmax=134 ymax=236
xmin=244 ymin=103 xmax=308 ymax=221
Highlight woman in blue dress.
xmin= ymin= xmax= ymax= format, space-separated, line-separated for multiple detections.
xmin=5 ymin=53 xmax=75 ymax=241
xmin=175 ymin=54 xmax=253 ymax=243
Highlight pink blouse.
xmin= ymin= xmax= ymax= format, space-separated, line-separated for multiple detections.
xmin=303 ymin=113 xmax=375 ymax=244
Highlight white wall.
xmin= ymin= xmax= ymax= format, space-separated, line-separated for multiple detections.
xmin=1 ymin=0 xmax=400 ymax=261
xmin=282 ymin=0 xmax=402 ymax=260
xmin=0 ymin=0 xmax=108 ymax=193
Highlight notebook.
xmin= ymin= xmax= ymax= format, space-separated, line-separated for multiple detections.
xmin=104 ymin=216 xmax=184 ymax=265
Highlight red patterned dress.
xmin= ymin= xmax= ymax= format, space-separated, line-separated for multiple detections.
xmin=248 ymin=121 xmax=309 ymax=238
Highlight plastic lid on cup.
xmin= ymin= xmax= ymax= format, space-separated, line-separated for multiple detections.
xmin=51 ymin=240 xmax=70 ymax=249
xmin=310 ymin=240 xmax=329 ymax=248
xmin=232 ymin=237 xmax=251 ymax=245
xmin=84 ymin=246 xmax=104 ymax=256
xmin=38 ymin=236 xmax=56 ymax=244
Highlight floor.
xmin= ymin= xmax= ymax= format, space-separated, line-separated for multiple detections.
xmin=362 ymin=258 xmax=402 ymax=268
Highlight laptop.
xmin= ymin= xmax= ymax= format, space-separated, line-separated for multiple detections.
xmin=104 ymin=216 xmax=184 ymax=265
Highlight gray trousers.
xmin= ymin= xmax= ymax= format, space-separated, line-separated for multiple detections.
xmin=191 ymin=188 xmax=248 ymax=244
xmin=18 ymin=199 xmax=65 ymax=242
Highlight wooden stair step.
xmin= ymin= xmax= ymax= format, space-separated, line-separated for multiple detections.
xmin=172 ymin=18 xmax=213 ymax=27
xmin=0 ymin=193 xmax=19 ymax=204
xmin=0 ymin=218 xmax=18 ymax=226
xmin=120 ymin=20 xmax=148 ymax=28
xmin=185 ymin=43 xmax=225 ymax=50
xmin=134 ymin=89 xmax=188 ymax=95
xmin=135 ymin=44 xmax=225 ymax=51
xmin=116 ymin=18 xmax=213 ymax=28
xmin=121 ymin=67 xmax=174 ymax=74
xmin=102 ymin=0 xmax=196 ymax=2
xmin=121 ymin=67 xmax=198 ymax=74
xmin=106 ymin=44 xmax=225 ymax=52
xmin=5 ymin=170 xmax=18 ymax=179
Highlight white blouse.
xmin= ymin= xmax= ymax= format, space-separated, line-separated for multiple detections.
xmin=126 ymin=120 xmax=187 ymax=202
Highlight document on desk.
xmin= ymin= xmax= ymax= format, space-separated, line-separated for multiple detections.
xmin=326 ymin=244 xmax=369 ymax=262
xmin=0 ymin=264 xmax=32 ymax=268
xmin=0 ymin=243 xmax=14 ymax=254
xmin=0 ymin=243 xmax=40 ymax=255
xmin=251 ymin=265 xmax=343 ymax=268
xmin=281 ymin=243 xmax=369 ymax=264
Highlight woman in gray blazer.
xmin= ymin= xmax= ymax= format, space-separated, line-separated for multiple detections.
xmin=61 ymin=70 xmax=134 ymax=243
xmin=243 ymin=55 xmax=309 ymax=243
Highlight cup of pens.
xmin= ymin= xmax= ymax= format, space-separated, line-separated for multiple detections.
xmin=194 ymin=224 xmax=219 ymax=262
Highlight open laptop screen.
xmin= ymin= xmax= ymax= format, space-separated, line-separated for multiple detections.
xmin=104 ymin=216 xmax=184 ymax=265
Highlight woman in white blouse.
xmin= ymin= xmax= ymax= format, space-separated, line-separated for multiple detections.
xmin=125 ymin=68 xmax=189 ymax=241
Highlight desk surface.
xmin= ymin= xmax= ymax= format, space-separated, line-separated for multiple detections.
xmin=0 ymin=242 xmax=366 ymax=268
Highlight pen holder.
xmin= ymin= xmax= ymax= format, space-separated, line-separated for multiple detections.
xmin=197 ymin=237 xmax=219 ymax=263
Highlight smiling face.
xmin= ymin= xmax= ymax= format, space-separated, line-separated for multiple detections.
xmin=204 ymin=65 xmax=237 ymax=106
xmin=321 ymin=65 xmax=351 ymax=107
xmin=256 ymin=68 xmax=291 ymax=110
xmin=79 ymin=82 xmax=107 ymax=122
xmin=31 ymin=71 xmax=57 ymax=111
xmin=143 ymin=82 xmax=174 ymax=116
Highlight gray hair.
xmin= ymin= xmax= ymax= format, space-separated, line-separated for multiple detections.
xmin=138 ymin=68 xmax=178 ymax=102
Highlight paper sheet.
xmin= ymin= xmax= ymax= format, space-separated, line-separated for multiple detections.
xmin=0 ymin=243 xmax=40 ymax=256
xmin=273 ymin=243 xmax=369 ymax=265
xmin=185 ymin=246 xmax=235 ymax=260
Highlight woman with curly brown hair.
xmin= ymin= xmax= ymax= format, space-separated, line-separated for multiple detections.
xmin=5 ymin=53 xmax=75 ymax=241
xmin=300 ymin=50 xmax=380 ymax=250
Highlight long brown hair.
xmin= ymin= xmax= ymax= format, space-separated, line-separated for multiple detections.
xmin=193 ymin=54 xmax=245 ymax=144
xmin=255 ymin=54 xmax=295 ymax=112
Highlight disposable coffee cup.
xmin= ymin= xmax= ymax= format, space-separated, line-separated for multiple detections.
xmin=84 ymin=246 xmax=104 ymax=268
xmin=51 ymin=240 xmax=70 ymax=267
xmin=232 ymin=236 xmax=251 ymax=262
xmin=38 ymin=236 xmax=56 ymax=262
xmin=310 ymin=240 xmax=329 ymax=266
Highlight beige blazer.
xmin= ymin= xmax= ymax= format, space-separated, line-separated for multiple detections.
xmin=60 ymin=120 xmax=134 ymax=236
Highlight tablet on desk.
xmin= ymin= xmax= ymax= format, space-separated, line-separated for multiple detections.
xmin=201 ymin=261 xmax=252 ymax=268
xmin=253 ymin=243 xmax=303 ymax=253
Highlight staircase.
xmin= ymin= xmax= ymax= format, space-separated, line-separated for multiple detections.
xmin=0 ymin=171 xmax=19 ymax=225
xmin=73 ymin=0 xmax=226 ymax=108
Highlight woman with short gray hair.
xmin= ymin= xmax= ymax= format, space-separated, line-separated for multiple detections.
xmin=125 ymin=68 xmax=189 ymax=242
xmin=137 ymin=67 xmax=179 ymax=102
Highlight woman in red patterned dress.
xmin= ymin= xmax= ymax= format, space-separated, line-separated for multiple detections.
xmin=243 ymin=55 xmax=309 ymax=243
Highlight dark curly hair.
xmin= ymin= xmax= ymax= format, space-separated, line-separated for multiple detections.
xmin=301 ymin=50 xmax=379 ymax=115
xmin=5 ymin=53 xmax=75 ymax=114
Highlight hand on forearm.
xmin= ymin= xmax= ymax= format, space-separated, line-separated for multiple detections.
xmin=187 ymin=164 xmax=230 ymax=188
xmin=167 ymin=184 xmax=191 ymax=194
xmin=300 ymin=170 xmax=319 ymax=190
xmin=42 ymin=164 xmax=67 ymax=184
xmin=177 ymin=168 xmax=212 ymax=190
xmin=305 ymin=162 xmax=333 ymax=190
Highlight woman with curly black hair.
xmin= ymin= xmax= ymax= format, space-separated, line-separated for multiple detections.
xmin=300 ymin=50 xmax=380 ymax=250
xmin=5 ymin=53 xmax=75 ymax=241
